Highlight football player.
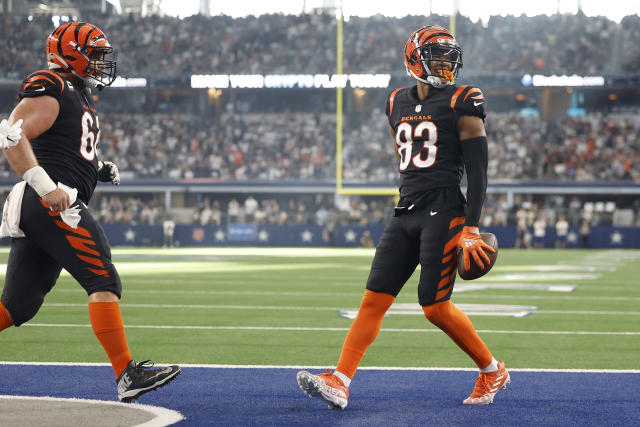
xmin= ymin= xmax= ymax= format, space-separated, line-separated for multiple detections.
xmin=0 ymin=22 xmax=180 ymax=402
xmin=297 ymin=25 xmax=509 ymax=408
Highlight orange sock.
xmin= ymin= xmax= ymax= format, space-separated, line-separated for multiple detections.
xmin=336 ymin=289 xmax=395 ymax=379
xmin=423 ymin=300 xmax=492 ymax=369
xmin=0 ymin=301 xmax=13 ymax=332
xmin=88 ymin=301 xmax=132 ymax=378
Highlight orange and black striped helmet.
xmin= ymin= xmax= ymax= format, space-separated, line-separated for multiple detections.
xmin=46 ymin=22 xmax=116 ymax=88
xmin=404 ymin=25 xmax=462 ymax=88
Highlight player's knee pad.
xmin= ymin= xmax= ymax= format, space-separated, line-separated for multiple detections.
xmin=1 ymin=295 xmax=44 ymax=327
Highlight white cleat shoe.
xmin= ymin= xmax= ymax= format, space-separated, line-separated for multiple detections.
xmin=297 ymin=370 xmax=349 ymax=410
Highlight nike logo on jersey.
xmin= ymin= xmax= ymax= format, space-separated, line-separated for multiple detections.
xmin=430 ymin=211 xmax=438 ymax=216
xmin=34 ymin=87 xmax=45 ymax=92
xmin=474 ymin=101 xmax=484 ymax=107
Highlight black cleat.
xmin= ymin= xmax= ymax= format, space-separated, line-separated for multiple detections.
xmin=116 ymin=360 xmax=181 ymax=403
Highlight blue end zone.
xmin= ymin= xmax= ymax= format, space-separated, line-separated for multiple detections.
xmin=1 ymin=365 xmax=639 ymax=425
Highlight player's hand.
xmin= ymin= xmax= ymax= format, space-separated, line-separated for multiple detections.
xmin=98 ymin=160 xmax=120 ymax=185
xmin=457 ymin=226 xmax=496 ymax=271
xmin=42 ymin=188 xmax=71 ymax=212
xmin=0 ymin=118 xmax=23 ymax=149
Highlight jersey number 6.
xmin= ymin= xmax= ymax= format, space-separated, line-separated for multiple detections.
xmin=395 ymin=120 xmax=438 ymax=171
xmin=80 ymin=111 xmax=100 ymax=161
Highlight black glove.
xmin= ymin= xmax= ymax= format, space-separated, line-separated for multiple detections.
xmin=97 ymin=160 xmax=120 ymax=185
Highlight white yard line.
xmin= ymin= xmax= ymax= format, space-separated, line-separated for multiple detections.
xmin=50 ymin=288 xmax=640 ymax=301
xmin=23 ymin=323 xmax=640 ymax=335
xmin=42 ymin=302 xmax=640 ymax=315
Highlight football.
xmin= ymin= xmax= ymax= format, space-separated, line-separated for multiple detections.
xmin=457 ymin=233 xmax=499 ymax=280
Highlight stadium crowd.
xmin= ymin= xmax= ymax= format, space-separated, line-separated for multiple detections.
xmin=84 ymin=192 xmax=637 ymax=232
xmin=0 ymin=12 xmax=635 ymax=77
xmin=1 ymin=110 xmax=636 ymax=183
xmin=1 ymin=12 xmax=639 ymax=184
xmin=89 ymin=193 xmax=396 ymax=227
xmin=0 ymin=112 xmax=640 ymax=186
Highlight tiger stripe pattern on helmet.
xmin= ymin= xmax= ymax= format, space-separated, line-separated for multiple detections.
xmin=404 ymin=25 xmax=462 ymax=88
xmin=46 ymin=22 xmax=116 ymax=88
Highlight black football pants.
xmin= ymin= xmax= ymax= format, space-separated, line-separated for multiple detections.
xmin=365 ymin=209 xmax=465 ymax=306
xmin=1 ymin=186 xmax=121 ymax=326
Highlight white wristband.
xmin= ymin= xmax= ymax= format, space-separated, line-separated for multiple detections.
xmin=23 ymin=166 xmax=57 ymax=197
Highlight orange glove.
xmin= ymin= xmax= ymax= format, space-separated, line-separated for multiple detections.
xmin=457 ymin=226 xmax=496 ymax=271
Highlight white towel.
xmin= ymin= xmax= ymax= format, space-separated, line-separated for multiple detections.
xmin=0 ymin=181 xmax=81 ymax=238
xmin=0 ymin=181 xmax=27 ymax=238
xmin=57 ymin=183 xmax=81 ymax=228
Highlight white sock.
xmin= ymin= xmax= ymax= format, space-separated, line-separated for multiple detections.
xmin=333 ymin=370 xmax=351 ymax=387
xmin=479 ymin=358 xmax=499 ymax=373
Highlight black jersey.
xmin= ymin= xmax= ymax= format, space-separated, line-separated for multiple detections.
xmin=19 ymin=70 xmax=100 ymax=204
xmin=386 ymin=84 xmax=486 ymax=201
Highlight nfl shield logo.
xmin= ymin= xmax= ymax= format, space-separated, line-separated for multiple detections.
xmin=415 ymin=105 xmax=422 ymax=112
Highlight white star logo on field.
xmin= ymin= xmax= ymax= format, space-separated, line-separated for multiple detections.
xmin=610 ymin=231 xmax=623 ymax=245
xmin=345 ymin=230 xmax=356 ymax=242
xmin=124 ymin=229 xmax=136 ymax=242
xmin=258 ymin=230 xmax=269 ymax=242
xmin=301 ymin=230 xmax=313 ymax=242
xmin=567 ymin=232 xmax=578 ymax=243
xmin=215 ymin=230 xmax=225 ymax=242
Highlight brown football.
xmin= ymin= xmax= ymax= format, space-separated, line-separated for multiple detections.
xmin=457 ymin=233 xmax=499 ymax=280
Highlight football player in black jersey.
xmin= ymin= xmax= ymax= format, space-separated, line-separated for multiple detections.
xmin=0 ymin=22 xmax=180 ymax=402
xmin=297 ymin=25 xmax=509 ymax=408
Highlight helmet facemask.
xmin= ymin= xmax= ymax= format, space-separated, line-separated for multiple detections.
xmin=83 ymin=46 xmax=117 ymax=88
xmin=418 ymin=43 xmax=462 ymax=88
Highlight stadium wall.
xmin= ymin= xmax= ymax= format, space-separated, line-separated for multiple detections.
xmin=50 ymin=224 xmax=639 ymax=249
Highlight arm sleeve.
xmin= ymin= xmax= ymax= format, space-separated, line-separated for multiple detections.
xmin=460 ymin=136 xmax=488 ymax=227
xmin=19 ymin=70 xmax=65 ymax=101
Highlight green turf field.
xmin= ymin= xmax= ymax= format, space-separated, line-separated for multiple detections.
xmin=1 ymin=247 xmax=638 ymax=370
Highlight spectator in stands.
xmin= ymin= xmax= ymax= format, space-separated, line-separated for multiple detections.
xmin=253 ymin=201 xmax=267 ymax=224
xmin=228 ymin=198 xmax=242 ymax=223
xmin=514 ymin=206 xmax=531 ymax=249
xmin=555 ymin=215 xmax=569 ymax=248
xmin=210 ymin=200 xmax=223 ymax=225
xmin=360 ymin=230 xmax=374 ymax=248
xmin=198 ymin=199 xmax=214 ymax=226
xmin=579 ymin=218 xmax=592 ymax=248
xmin=532 ymin=215 xmax=547 ymax=248
xmin=162 ymin=217 xmax=176 ymax=248
xmin=322 ymin=220 xmax=337 ymax=246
